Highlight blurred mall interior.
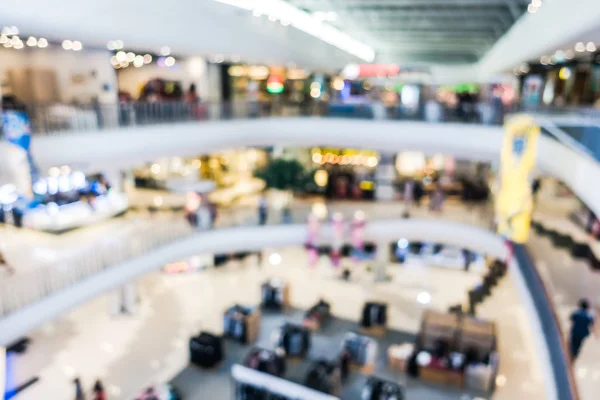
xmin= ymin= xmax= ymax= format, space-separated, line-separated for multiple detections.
xmin=1 ymin=0 xmax=600 ymax=399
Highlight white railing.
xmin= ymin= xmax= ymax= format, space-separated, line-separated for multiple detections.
xmin=0 ymin=202 xmax=494 ymax=318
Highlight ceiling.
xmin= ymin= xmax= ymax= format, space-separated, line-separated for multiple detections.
xmin=284 ymin=0 xmax=530 ymax=64
xmin=0 ymin=0 xmax=363 ymax=71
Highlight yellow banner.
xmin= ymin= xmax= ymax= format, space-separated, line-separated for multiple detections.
xmin=496 ymin=114 xmax=540 ymax=243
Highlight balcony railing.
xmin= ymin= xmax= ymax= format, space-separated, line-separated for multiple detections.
xmin=0 ymin=202 xmax=493 ymax=319
xmin=3 ymin=100 xmax=508 ymax=137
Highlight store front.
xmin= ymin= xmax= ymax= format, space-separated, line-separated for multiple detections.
xmin=310 ymin=148 xmax=379 ymax=200
xmin=519 ymin=57 xmax=600 ymax=107
xmin=0 ymin=43 xmax=118 ymax=132
xmin=133 ymin=149 xmax=268 ymax=207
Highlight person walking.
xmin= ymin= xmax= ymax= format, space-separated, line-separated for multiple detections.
xmin=73 ymin=377 xmax=85 ymax=400
xmin=92 ymin=380 xmax=106 ymax=400
xmin=429 ymin=182 xmax=445 ymax=213
xmin=569 ymin=299 xmax=596 ymax=361
xmin=258 ymin=195 xmax=268 ymax=225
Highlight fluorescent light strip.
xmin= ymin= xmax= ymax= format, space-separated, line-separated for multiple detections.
xmin=214 ymin=0 xmax=375 ymax=62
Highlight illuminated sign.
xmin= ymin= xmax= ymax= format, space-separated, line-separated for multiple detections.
xmin=267 ymin=74 xmax=284 ymax=94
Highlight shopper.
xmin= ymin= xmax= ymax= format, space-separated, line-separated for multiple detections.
xmin=429 ymin=182 xmax=445 ymax=213
xmin=92 ymin=380 xmax=106 ymax=400
xmin=531 ymin=179 xmax=541 ymax=203
xmin=569 ymin=299 xmax=596 ymax=361
xmin=403 ymin=179 xmax=415 ymax=209
xmin=281 ymin=207 xmax=292 ymax=224
xmin=73 ymin=377 xmax=85 ymax=400
xmin=258 ymin=195 xmax=268 ymax=225
xmin=0 ymin=252 xmax=15 ymax=276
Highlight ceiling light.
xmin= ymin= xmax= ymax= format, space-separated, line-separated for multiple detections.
xmin=10 ymin=26 xmax=19 ymax=35
xmin=165 ymin=56 xmax=176 ymax=67
xmin=269 ymin=253 xmax=282 ymax=265
xmin=527 ymin=4 xmax=538 ymax=13
xmin=565 ymin=49 xmax=574 ymax=59
xmin=3 ymin=42 xmax=12 ymax=48
xmin=213 ymin=0 xmax=375 ymax=62
xmin=519 ymin=63 xmax=530 ymax=73
xmin=0 ymin=34 xmax=7 ymax=44
xmin=126 ymin=51 xmax=136 ymax=62
xmin=110 ymin=56 xmax=118 ymax=66
xmin=133 ymin=55 xmax=144 ymax=68
xmin=540 ymin=55 xmax=549 ymax=65
xmin=62 ymin=40 xmax=73 ymax=50
xmin=114 ymin=40 xmax=124 ymax=49
xmin=10 ymin=36 xmax=21 ymax=46
xmin=231 ymin=54 xmax=241 ymax=63
xmin=13 ymin=41 xmax=24 ymax=50
xmin=107 ymin=41 xmax=115 ymax=50
xmin=575 ymin=42 xmax=586 ymax=52
xmin=417 ymin=292 xmax=431 ymax=305
xmin=116 ymin=51 xmax=127 ymax=62
xmin=72 ymin=41 xmax=82 ymax=51
xmin=26 ymin=37 xmax=37 ymax=47
xmin=160 ymin=46 xmax=171 ymax=56
xmin=532 ymin=0 xmax=542 ymax=6
xmin=143 ymin=54 xmax=152 ymax=64
xmin=37 ymin=38 xmax=48 ymax=48
xmin=587 ymin=42 xmax=597 ymax=52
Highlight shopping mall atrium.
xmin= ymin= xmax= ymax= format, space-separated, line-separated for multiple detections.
xmin=2 ymin=0 xmax=600 ymax=399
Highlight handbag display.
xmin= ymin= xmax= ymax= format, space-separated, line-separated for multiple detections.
xmin=361 ymin=302 xmax=387 ymax=328
xmin=224 ymin=304 xmax=260 ymax=344
xmin=304 ymin=359 xmax=342 ymax=396
xmin=243 ymin=347 xmax=287 ymax=377
xmin=189 ymin=331 xmax=224 ymax=369
xmin=342 ymin=332 xmax=378 ymax=366
xmin=261 ymin=279 xmax=289 ymax=309
xmin=276 ymin=323 xmax=311 ymax=357
xmin=303 ymin=299 xmax=331 ymax=331
xmin=361 ymin=376 xmax=405 ymax=400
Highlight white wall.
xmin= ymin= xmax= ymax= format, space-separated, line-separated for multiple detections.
xmin=0 ymin=46 xmax=117 ymax=104
xmin=116 ymin=56 xmax=210 ymax=100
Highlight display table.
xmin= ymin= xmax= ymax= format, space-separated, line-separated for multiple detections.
xmin=387 ymin=343 xmax=413 ymax=373
xmin=420 ymin=365 xmax=464 ymax=387
xmin=414 ymin=310 xmax=498 ymax=391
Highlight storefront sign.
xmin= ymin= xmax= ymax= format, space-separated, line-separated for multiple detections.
xmin=496 ymin=114 xmax=540 ymax=243
xmin=342 ymin=64 xmax=400 ymax=79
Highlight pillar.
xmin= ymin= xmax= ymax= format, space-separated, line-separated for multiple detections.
xmin=374 ymin=241 xmax=391 ymax=282
xmin=375 ymin=153 xmax=397 ymax=201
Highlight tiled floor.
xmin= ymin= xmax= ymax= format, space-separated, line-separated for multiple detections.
xmin=7 ymin=247 xmax=545 ymax=400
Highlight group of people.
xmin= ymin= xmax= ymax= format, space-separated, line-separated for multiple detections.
xmin=74 ymin=378 xmax=105 ymax=400
xmin=402 ymin=179 xmax=444 ymax=212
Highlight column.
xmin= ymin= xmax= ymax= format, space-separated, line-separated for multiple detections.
xmin=374 ymin=241 xmax=391 ymax=282
xmin=375 ymin=153 xmax=397 ymax=201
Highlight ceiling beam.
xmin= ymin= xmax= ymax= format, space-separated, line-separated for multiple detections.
xmin=505 ymin=0 xmax=523 ymax=21
xmin=305 ymin=0 xmax=530 ymax=8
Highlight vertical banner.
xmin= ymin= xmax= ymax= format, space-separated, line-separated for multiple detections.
xmin=351 ymin=211 xmax=366 ymax=261
xmin=496 ymin=114 xmax=540 ymax=243
xmin=330 ymin=212 xmax=344 ymax=267
xmin=306 ymin=213 xmax=320 ymax=267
